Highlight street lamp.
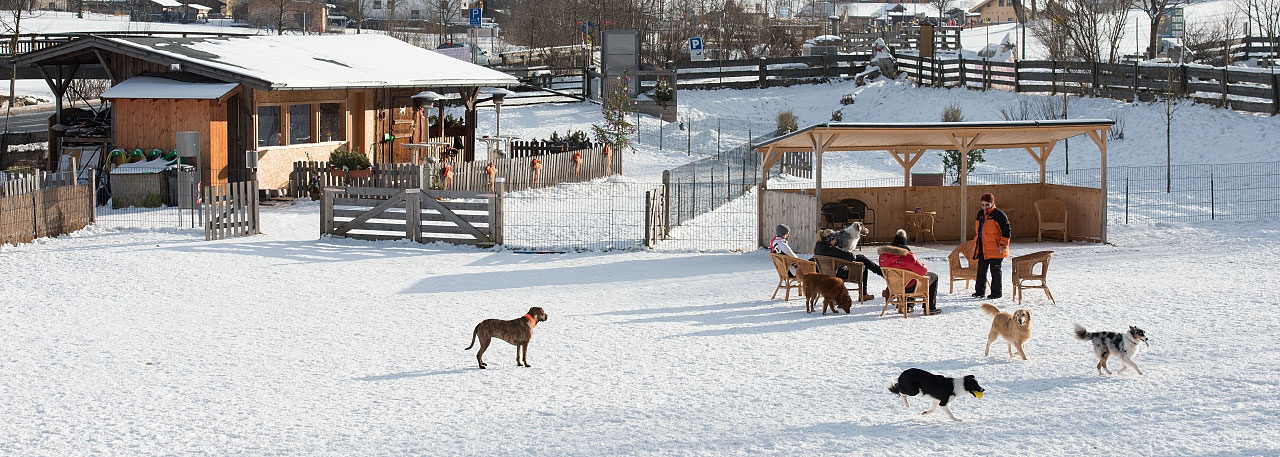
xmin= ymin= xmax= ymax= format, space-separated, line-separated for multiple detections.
xmin=490 ymin=88 xmax=515 ymax=138
xmin=412 ymin=90 xmax=444 ymax=140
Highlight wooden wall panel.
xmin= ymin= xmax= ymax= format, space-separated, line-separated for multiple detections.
xmin=113 ymin=98 xmax=229 ymax=185
xmin=761 ymin=189 xmax=817 ymax=253
xmin=810 ymin=183 xmax=1105 ymax=243
xmin=1041 ymin=183 xmax=1104 ymax=241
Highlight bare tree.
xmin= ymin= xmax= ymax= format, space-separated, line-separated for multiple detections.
xmin=1252 ymin=0 xmax=1280 ymax=68
xmin=1037 ymin=0 xmax=1128 ymax=63
xmin=1183 ymin=10 xmax=1241 ymax=66
xmin=1159 ymin=63 xmax=1184 ymax=192
xmin=339 ymin=0 xmax=376 ymax=33
xmin=930 ymin=0 xmax=952 ymax=22
xmin=1136 ymin=0 xmax=1184 ymax=59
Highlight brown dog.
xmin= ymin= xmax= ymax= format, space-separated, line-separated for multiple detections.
xmin=464 ymin=307 xmax=548 ymax=369
xmin=800 ymin=273 xmax=852 ymax=315
xmin=981 ymin=302 xmax=1031 ymax=360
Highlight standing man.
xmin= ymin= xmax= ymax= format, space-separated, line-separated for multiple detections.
xmin=971 ymin=193 xmax=1011 ymax=299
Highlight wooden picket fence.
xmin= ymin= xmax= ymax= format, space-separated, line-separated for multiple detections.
xmin=203 ymin=179 xmax=260 ymax=240
xmin=288 ymin=162 xmax=422 ymax=198
xmin=422 ymin=145 xmax=622 ymax=193
xmin=0 ymin=171 xmax=94 ymax=249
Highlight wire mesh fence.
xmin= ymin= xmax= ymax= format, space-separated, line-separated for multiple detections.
xmin=93 ymin=166 xmax=204 ymax=230
xmin=501 ymin=180 xmax=652 ymax=251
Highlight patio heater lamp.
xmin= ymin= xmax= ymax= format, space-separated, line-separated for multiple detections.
xmin=491 ymin=88 xmax=515 ymax=138
xmin=412 ymin=90 xmax=445 ymax=140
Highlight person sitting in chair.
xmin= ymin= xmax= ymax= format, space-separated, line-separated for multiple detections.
xmin=878 ymin=229 xmax=941 ymax=315
xmin=771 ymin=224 xmax=799 ymax=277
xmin=813 ymin=229 xmax=876 ymax=301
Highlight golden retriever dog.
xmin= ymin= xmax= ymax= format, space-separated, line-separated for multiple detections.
xmin=981 ymin=302 xmax=1031 ymax=360
xmin=465 ymin=307 xmax=548 ymax=369
xmin=800 ymin=273 xmax=852 ymax=315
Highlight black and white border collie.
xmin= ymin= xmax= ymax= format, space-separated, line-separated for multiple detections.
xmin=888 ymin=368 xmax=984 ymax=421
xmin=1073 ymin=324 xmax=1150 ymax=376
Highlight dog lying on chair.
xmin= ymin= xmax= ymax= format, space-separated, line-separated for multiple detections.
xmin=835 ymin=222 xmax=869 ymax=251
xmin=800 ymin=272 xmax=852 ymax=314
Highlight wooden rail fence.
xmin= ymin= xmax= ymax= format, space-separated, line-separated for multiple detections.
xmin=897 ymin=53 xmax=1280 ymax=115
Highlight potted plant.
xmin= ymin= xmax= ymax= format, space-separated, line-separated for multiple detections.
xmin=652 ymin=79 xmax=675 ymax=104
xmin=328 ymin=144 xmax=373 ymax=179
xmin=307 ymin=179 xmax=322 ymax=201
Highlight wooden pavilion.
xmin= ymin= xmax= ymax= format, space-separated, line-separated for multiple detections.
xmin=13 ymin=34 xmax=518 ymax=190
xmin=753 ymin=120 xmax=1114 ymax=252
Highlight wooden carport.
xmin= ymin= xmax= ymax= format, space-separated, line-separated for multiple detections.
xmin=754 ymin=120 xmax=1114 ymax=250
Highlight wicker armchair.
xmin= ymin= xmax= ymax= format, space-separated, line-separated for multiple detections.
xmin=1011 ymin=250 xmax=1055 ymax=304
xmin=947 ymin=240 xmax=979 ymax=293
xmin=770 ymin=253 xmax=818 ymax=301
xmin=813 ymin=255 xmax=867 ymax=303
xmin=881 ymin=267 xmax=931 ymax=318
xmin=1035 ymin=199 xmax=1068 ymax=242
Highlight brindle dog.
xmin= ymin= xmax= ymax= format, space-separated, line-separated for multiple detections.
xmin=464 ymin=307 xmax=548 ymax=369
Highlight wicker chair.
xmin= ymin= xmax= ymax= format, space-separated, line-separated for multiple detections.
xmin=813 ymin=255 xmax=867 ymax=303
xmin=770 ymin=253 xmax=818 ymax=301
xmin=1034 ymin=199 xmax=1068 ymax=242
xmin=947 ymin=240 xmax=978 ymax=294
xmin=881 ymin=267 xmax=931 ymax=318
xmin=1011 ymin=250 xmax=1055 ymax=304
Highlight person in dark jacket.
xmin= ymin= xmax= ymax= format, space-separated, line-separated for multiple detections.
xmin=878 ymin=229 xmax=941 ymax=315
xmin=813 ymin=229 xmax=876 ymax=301
xmin=971 ymin=192 xmax=1012 ymax=299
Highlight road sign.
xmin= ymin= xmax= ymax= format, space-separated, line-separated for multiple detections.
xmin=689 ymin=37 xmax=705 ymax=61
xmin=1157 ymin=7 xmax=1184 ymax=38
xmin=469 ymin=8 xmax=482 ymax=26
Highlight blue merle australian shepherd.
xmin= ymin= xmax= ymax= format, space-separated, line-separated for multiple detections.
xmin=1073 ymin=324 xmax=1150 ymax=376
xmin=888 ymin=368 xmax=984 ymax=421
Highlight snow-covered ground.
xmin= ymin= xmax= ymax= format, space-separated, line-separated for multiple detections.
xmin=3 ymin=198 xmax=1280 ymax=456
xmin=6 ymin=7 xmax=1280 ymax=454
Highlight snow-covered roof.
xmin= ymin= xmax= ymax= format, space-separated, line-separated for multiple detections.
xmin=188 ymin=4 xmax=211 ymax=10
xmin=151 ymin=0 xmax=181 ymax=7
xmin=103 ymin=34 xmax=519 ymax=90
xmin=101 ymin=75 xmax=239 ymax=100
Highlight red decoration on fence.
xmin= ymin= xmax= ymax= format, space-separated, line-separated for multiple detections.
xmin=531 ymin=158 xmax=542 ymax=183
xmin=485 ymin=162 xmax=497 ymax=190
xmin=603 ymin=145 xmax=612 ymax=174
xmin=441 ymin=164 xmax=453 ymax=190
xmin=572 ymin=152 xmax=583 ymax=176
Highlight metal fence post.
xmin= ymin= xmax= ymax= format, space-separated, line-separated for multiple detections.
xmin=1210 ymin=173 xmax=1215 ymax=220
xmin=644 ymin=190 xmax=652 ymax=247
xmin=662 ymin=169 xmax=671 ymax=237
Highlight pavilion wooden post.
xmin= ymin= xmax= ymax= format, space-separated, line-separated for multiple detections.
xmin=759 ymin=145 xmax=781 ymax=247
xmin=949 ymin=133 xmax=982 ymax=243
xmin=889 ymin=148 xmax=926 ymax=187
xmin=1086 ymin=129 xmax=1108 ymax=243
xmin=460 ymin=87 xmax=480 ymax=162
xmin=807 ymin=131 xmax=839 ymax=212
xmin=1023 ymin=141 xmax=1057 ymax=183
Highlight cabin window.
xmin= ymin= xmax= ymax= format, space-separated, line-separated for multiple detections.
xmin=319 ymin=103 xmax=345 ymax=142
xmin=289 ymin=104 xmax=312 ymax=144
xmin=257 ymin=106 xmax=281 ymax=147
xmin=411 ymin=9 xmax=420 ymax=19
xmin=373 ymin=0 xmax=381 ymax=8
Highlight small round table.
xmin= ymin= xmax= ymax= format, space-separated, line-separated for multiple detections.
xmin=904 ymin=210 xmax=938 ymax=243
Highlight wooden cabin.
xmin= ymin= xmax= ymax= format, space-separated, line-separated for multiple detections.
xmin=14 ymin=34 xmax=518 ymax=190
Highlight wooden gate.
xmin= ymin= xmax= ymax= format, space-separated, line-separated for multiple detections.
xmin=321 ymin=186 xmax=500 ymax=246
xmin=203 ymin=180 xmax=260 ymax=240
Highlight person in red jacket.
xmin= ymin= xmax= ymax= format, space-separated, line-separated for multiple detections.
xmin=971 ymin=192 xmax=1012 ymax=299
xmin=878 ymin=229 xmax=941 ymax=315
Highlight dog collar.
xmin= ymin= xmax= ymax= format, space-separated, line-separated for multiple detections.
xmin=524 ymin=314 xmax=537 ymax=327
